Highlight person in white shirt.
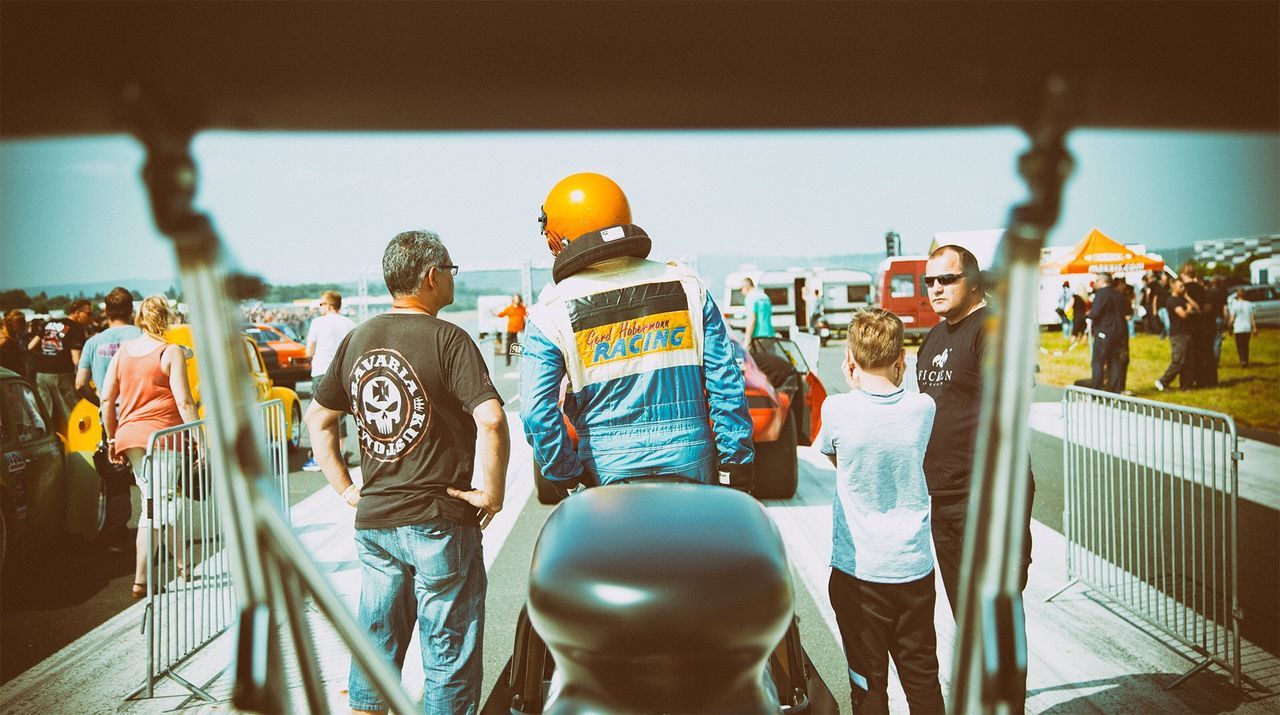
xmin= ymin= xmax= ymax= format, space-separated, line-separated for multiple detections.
xmin=1228 ymin=288 xmax=1258 ymax=367
xmin=303 ymin=291 xmax=356 ymax=471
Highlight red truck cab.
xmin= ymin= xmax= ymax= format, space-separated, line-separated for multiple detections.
xmin=876 ymin=255 xmax=938 ymax=340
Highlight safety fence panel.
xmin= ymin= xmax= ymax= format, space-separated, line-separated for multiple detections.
xmin=1058 ymin=386 xmax=1241 ymax=689
xmin=259 ymin=399 xmax=292 ymax=524
xmin=129 ymin=399 xmax=291 ymax=702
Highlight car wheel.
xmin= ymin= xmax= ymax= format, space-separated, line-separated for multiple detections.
xmin=754 ymin=411 xmax=798 ymax=499
xmin=288 ymin=402 xmax=303 ymax=452
xmin=533 ymin=461 xmax=567 ymax=505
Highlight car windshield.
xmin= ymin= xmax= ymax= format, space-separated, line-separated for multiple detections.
xmin=270 ymin=323 xmax=301 ymax=341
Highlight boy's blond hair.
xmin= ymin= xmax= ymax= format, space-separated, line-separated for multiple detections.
xmin=845 ymin=308 xmax=904 ymax=369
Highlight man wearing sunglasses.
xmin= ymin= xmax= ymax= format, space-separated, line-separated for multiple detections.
xmin=915 ymin=243 xmax=1035 ymax=708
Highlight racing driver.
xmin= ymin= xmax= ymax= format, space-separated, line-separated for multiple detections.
xmin=520 ymin=172 xmax=755 ymax=493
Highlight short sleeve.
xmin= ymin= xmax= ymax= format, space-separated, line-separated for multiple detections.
xmin=77 ymin=337 xmax=93 ymax=370
xmin=313 ymin=332 xmax=353 ymax=412
xmin=443 ymin=328 xmax=503 ymax=412
xmin=817 ymin=401 xmax=836 ymax=456
xmin=67 ymin=323 xmax=87 ymax=351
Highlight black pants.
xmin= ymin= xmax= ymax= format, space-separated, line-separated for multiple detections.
xmin=505 ymin=331 xmax=518 ymax=365
xmin=828 ymin=568 xmax=944 ymax=714
xmin=929 ymin=479 xmax=1035 ymax=711
xmin=1090 ymin=332 xmax=1129 ymax=393
xmin=1158 ymin=333 xmax=1190 ymax=387
xmin=1234 ymin=332 xmax=1252 ymax=366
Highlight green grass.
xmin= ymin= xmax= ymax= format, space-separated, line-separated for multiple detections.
xmin=1035 ymin=328 xmax=1280 ymax=432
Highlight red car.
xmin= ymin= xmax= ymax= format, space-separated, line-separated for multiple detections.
xmin=533 ymin=334 xmax=825 ymax=502
xmin=243 ymin=323 xmax=311 ymax=390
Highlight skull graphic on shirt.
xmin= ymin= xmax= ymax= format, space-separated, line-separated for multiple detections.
xmin=361 ymin=376 xmax=402 ymax=435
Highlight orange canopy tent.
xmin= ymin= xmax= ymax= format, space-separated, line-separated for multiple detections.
xmin=1043 ymin=228 xmax=1165 ymax=275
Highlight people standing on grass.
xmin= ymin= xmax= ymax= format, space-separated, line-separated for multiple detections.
xmin=819 ymin=308 xmax=944 ymax=714
xmin=1180 ymin=264 xmax=1215 ymax=389
xmin=1087 ymin=272 xmax=1130 ymax=394
xmin=1228 ymin=288 xmax=1258 ymax=368
xmin=1056 ymin=281 xmax=1072 ymax=338
xmin=1154 ymin=277 xmax=1200 ymax=392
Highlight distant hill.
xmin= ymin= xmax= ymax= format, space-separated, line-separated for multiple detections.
xmin=14 ymin=278 xmax=177 ymax=298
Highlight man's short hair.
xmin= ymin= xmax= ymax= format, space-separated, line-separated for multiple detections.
xmin=67 ymin=298 xmax=92 ymax=315
xmin=741 ymin=276 xmax=756 ymax=289
xmin=104 ymin=287 xmax=134 ymax=321
xmin=1096 ymin=272 xmax=1112 ymax=284
xmin=321 ymin=290 xmax=342 ymax=311
xmin=927 ymin=244 xmax=982 ymax=288
xmin=846 ymin=308 xmax=903 ymax=369
xmin=383 ymin=230 xmax=447 ymax=297
xmin=1179 ymin=262 xmax=1198 ymax=279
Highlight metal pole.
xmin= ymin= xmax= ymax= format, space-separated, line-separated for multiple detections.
xmin=951 ymin=75 xmax=1074 ymax=715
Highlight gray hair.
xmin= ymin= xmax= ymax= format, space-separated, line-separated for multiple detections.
xmin=383 ymin=230 xmax=448 ymax=297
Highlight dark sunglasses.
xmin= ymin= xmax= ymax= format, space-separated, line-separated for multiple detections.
xmin=436 ymin=264 xmax=460 ymax=276
xmin=922 ymin=273 xmax=965 ymax=287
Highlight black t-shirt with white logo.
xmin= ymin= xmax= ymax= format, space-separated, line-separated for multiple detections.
xmin=915 ymin=306 xmax=987 ymax=496
xmin=314 ymin=313 xmax=502 ymax=529
xmin=35 ymin=319 xmax=86 ymax=374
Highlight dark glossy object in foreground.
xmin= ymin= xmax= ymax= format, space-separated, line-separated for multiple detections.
xmin=527 ymin=484 xmax=793 ymax=714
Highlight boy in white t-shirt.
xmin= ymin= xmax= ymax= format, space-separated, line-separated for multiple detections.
xmin=817 ymin=308 xmax=943 ymax=713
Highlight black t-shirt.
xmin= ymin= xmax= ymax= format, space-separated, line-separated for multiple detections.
xmin=314 ymin=313 xmax=502 ymax=530
xmin=1167 ymin=295 xmax=1190 ymax=336
xmin=34 ymin=319 xmax=85 ymax=374
xmin=1183 ymin=282 xmax=1209 ymax=330
xmin=1205 ymin=287 xmax=1227 ymax=325
xmin=916 ymin=306 xmax=987 ymax=496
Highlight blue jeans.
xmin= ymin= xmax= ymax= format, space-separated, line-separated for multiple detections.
xmin=349 ymin=519 xmax=486 ymax=713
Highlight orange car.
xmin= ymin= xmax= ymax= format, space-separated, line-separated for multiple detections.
xmin=533 ymin=334 xmax=825 ymax=502
xmin=244 ymin=323 xmax=311 ymax=390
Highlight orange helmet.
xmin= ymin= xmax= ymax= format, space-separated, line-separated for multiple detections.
xmin=539 ymin=173 xmax=632 ymax=254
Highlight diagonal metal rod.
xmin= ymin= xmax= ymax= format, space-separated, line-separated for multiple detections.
xmin=125 ymin=86 xmax=418 ymax=714
xmin=951 ymin=75 xmax=1075 ymax=715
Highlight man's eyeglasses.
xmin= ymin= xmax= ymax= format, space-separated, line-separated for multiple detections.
xmin=437 ymin=264 xmax=460 ymax=276
xmin=922 ymin=273 xmax=964 ymax=287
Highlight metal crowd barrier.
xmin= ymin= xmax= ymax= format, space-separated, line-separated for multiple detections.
xmin=1048 ymin=385 xmax=1241 ymax=689
xmin=128 ymin=400 xmax=291 ymax=702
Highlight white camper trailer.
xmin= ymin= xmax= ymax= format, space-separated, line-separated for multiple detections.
xmin=807 ymin=268 xmax=875 ymax=338
xmin=723 ymin=268 xmax=812 ymax=337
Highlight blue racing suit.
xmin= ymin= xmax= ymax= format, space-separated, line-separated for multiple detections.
xmin=521 ymin=254 xmax=754 ymax=487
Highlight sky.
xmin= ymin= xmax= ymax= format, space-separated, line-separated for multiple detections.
xmin=1 ymin=128 xmax=1277 ymax=291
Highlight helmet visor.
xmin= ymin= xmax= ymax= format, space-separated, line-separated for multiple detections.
xmin=538 ymin=206 xmax=548 ymax=235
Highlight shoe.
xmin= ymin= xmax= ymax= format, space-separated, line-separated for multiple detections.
xmin=1153 ymin=379 xmax=1165 ymax=392
xmin=302 ymin=457 xmax=321 ymax=472
xmin=131 ymin=582 xmax=147 ymax=598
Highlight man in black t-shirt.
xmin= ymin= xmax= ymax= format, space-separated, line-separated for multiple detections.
xmin=1179 ymin=264 xmax=1212 ymax=388
xmin=304 ymin=230 xmax=508 ymax=715
xmin=916 ymin=244 xmax=1035 ymax=707
xmin=1155 ymin=277 xmax=1198 ymax=391
xmin=34 ymin=298 xmax=91 ymax=430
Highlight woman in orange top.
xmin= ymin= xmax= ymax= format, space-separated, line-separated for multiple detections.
xmin=100 ymin=296 xmax=200 ymax=598
xmin=496 ymin=293 xmax=527 ymax=366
